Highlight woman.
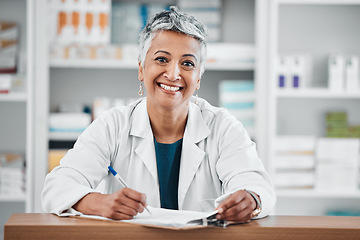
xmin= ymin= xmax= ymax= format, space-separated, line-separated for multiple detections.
xmin=42 ymin=7 xmax=276 ymax=223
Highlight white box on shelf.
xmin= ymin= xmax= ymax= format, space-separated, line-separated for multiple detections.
xmin=277 ymin=55 xmax=290 ymax=89
xmin=316 ymin=138 xmax=360 ymax=162
xmin=49 ymin=112 xmax=91 ymax=132
xmin=274 ymin=171 xmax=315 ymax=189
xmin=178 ymin=0 xmax=221 ymax=9
xmin=275 ymin=135 xmax=317 ymax=153
xmin=275 ymin=154 xmax=315 ymax=170
xmin=345 ymin=55 xmax=359 ymax=92
xmin=316 ymin=163 xmax=358 ymax=192
xmin=0 ymin=74 xmax=12 ymax=94
xmin=289 ymin=55 xmax=311 ymax=89
xmin=219 ymin=80 xmax=255 ymax=138
xmin=277 ymin=54 xmax=312 ymax=90
xmin=207 ymin=44 xmax=255 ymax=64
xmin=328 ymin=54 xmax=345 ymax=92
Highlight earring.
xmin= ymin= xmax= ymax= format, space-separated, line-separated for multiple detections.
xmin=138 ymin=81 xmax=143 ymax=96
xmin=195 ymin=88 xmax=199 ymax=105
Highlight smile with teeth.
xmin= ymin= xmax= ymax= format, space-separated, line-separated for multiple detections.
xmin=159 ymin=83 xmax=181 ymax=92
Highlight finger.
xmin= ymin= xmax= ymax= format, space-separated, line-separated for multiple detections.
xmin=116 ymin=204 xmax=139 ymax=217
xmin=217 ymin=191 xmax=246 ymax=214
xmin=220 ymin=203 xmax=253 ymax=221
xmin=104 ymin=210 xmax=134 ymax=220
xmin=118 ymin=193 xmax=145 ymax=213
xmin=122 ymin=188 xmax=147 ymax=206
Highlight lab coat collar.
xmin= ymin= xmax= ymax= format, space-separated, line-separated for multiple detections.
xmin=130 ymin=98 xmax=151 ymax=139
xmin=130 ymin=99 xmax=159 ymax=196
xmin=129 ymin=98 xmax=211 ymax=142
xmin=179 ymin=101 xmax=211 ymax=209
xmin=186 ymin=100 xmax=211 ymax=143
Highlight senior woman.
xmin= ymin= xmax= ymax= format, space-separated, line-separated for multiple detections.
xmin=42 ymin=7 xmax=276 ymax=223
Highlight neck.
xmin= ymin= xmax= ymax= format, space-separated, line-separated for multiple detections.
xmin=147 ymin=102 xmax=188 ymax=144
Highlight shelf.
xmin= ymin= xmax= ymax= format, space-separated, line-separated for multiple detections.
xmin=277 ymin=0 xmax=360 ymax=5
xmin=276 ymin=89 xmax=360 ymax=99
xmin=50 ymin=58 xmax=254 ymax=71
xmin=49 ymin=131 xmax=82 ymax=141
xmin=206 ymin=62 xmax=255 ymax=71
xmin=0 ymin=92 xmax=27 ymax=102
xmin=276 ymin=189 xmax=360 ymax=198
xmin=0 ymin=194 xmax=26 ymax=202
xmin=50 ymin=59 xmax=138 ymax=69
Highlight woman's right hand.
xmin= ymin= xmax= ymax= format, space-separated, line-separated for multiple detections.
xmin=73 ymin=188 xmax=148 ymax=220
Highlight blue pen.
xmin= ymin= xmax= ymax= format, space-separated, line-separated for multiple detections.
xmin=108 ymin=166 xmax=151 ymax=215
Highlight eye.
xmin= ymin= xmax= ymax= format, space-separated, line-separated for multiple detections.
xmin=155 ymin=56 xmax=168 ymax=63
xmin=182 ymin=60 xmax=195 ymax=68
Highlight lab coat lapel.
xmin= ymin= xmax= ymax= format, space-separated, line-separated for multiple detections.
xmin=178 ymin=102 xmax=210 ymax=209
xmin=130 ymin=99 xmax=159 ymax=186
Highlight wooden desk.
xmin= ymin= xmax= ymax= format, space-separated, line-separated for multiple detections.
xmin=4 ymin=213 xmax=360 ymax=240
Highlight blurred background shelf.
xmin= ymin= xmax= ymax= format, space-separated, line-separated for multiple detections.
xmin=0 ymin=92 xmax=27 ymax=102
xmin=0 ymin=194 xmax=26 ymax=202
xmin=276 ymin=189 xmax=360 ymax=198
xmin=277 ymin=0 xmax=360 ymax=5
xmin=276 ymin=89 xmax=360 ymax=98
xmin=48 ymin=131 xmax=81 ymax=141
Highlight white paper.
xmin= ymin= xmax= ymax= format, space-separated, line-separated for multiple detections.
xmin=79 ymin=206 xmax=217 ymax=228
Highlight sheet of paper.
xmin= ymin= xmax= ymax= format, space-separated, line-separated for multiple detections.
xmin=79 ymin=206 xmax=216 ymax=228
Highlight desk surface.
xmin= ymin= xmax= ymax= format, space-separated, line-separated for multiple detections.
xmin=5 ymin=213 xmax=360 ymax=240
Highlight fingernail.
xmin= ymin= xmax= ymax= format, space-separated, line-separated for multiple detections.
xmin=218 ymin=207 xmax=223 ymax=214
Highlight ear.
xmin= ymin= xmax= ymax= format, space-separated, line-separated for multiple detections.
xmin=138 ymin=61 xmax=144 ymax=81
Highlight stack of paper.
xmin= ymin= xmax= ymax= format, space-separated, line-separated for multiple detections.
xmin=49 ymin=112 xmax=91 ymax=132
xmin=219 ymin=80 xmax=255 ymax=138
xmin=315 ymin=138 xmax=360 ymax=192
xmin=274 ymin=136 xmax=316 ymax=189
xmin=0 ymin=153 xmax=25 ymax=196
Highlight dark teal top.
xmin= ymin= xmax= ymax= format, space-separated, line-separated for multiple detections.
xmin=154 ymin=137 xmax=183 ymax=210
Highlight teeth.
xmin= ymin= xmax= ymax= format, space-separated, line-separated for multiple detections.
xmin=160 ymin=83 xmax=180 ymax=92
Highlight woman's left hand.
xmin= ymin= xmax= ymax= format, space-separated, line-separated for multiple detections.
xmin=215 ymin=189 xmax=256 ymax=223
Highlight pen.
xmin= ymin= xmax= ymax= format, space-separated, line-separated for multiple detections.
xmin=108 ymin=166 xmax=151 ymax=215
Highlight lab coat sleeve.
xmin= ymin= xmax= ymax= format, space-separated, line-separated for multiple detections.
xmin=214 ymin=110 xmax=276 ymax=219
xmin=41 ymin=109 xmax=121 ymax=215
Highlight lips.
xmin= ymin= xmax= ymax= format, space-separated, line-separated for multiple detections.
xmin=159 ymin=83 xmax=182 ymax=92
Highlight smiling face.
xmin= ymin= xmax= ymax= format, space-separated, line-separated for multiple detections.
xmin=138 ymin=30 xmax=201 ymax=112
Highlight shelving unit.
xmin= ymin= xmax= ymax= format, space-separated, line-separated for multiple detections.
xmin=268 ymin=0 xmax=360 ymax=215
xmin=0 ymin=0 xmax=34 ymax=238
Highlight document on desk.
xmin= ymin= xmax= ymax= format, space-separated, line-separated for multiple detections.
xmin=77 ymin=206 xmax=225 ymax=229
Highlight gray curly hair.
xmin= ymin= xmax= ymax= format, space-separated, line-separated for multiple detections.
xmin=138 ymin=6 xmax=207 ymax=76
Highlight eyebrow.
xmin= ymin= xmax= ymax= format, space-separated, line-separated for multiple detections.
xmin=154 ymin=50 xmax=198 ymax=61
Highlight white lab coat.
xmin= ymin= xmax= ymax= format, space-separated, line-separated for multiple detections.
xmin=42 ymin=97 xmax=276 ymax=218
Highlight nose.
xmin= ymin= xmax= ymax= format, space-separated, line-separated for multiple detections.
xmin=164 ymin=62 xmax=181 ymax=81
